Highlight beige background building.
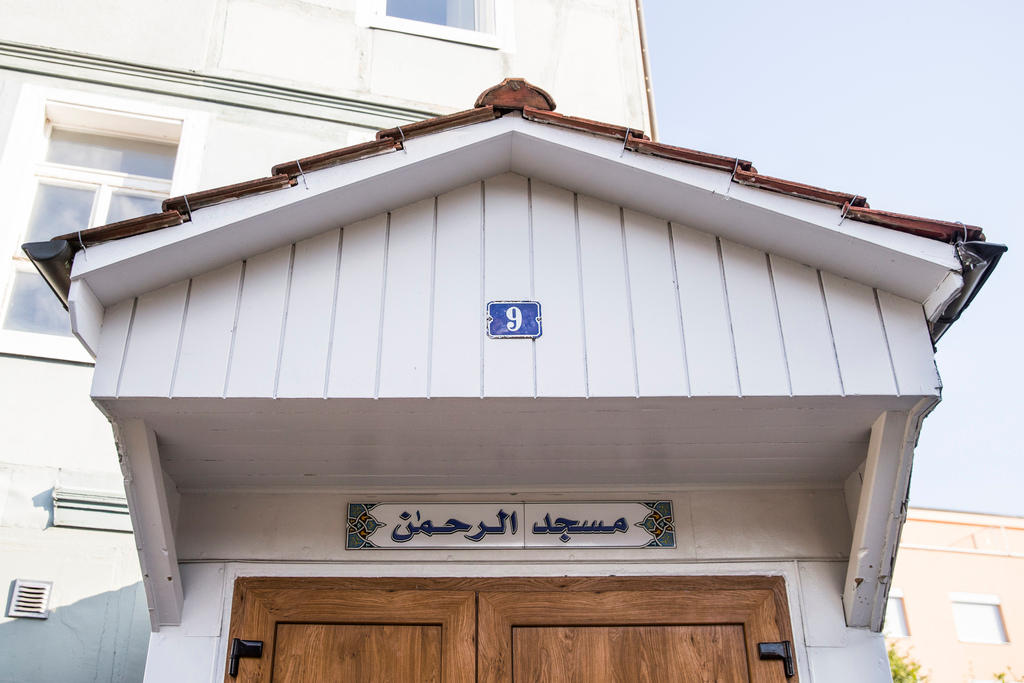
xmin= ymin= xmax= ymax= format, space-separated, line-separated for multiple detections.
xmin=887 ymin=508 xmax=1024 ymax=682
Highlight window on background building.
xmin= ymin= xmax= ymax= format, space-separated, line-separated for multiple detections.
xmin=883 ymin=589 xmax=910 ymax=638
xmin=364 ymin=0 xmax=500 ymax=47
xmin=950 ymin=593 xmax=1009 ymax=644
xmin=2 ymin=122 xmax=177 ymax=337
xmin=386 ymin=0 xmax=479 ymax=31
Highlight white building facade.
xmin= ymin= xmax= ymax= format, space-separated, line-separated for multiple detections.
xmin=22 ymin=73 xmax=1005 ymax=680
xmin=0 ymin=3 xmax=653 ymax=680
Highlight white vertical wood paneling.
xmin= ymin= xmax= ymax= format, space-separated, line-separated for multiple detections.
xmin=90 ymin=298 xmax=135 ymax=398
xmin=224 ymin=245 xmax=292 ymax=397
xmin=671 ymin=224 xmax=737 ymax=396
xmin=118 ymin=280 xmax=189 ymax=396
xmin=378 ymin=198 xmax=434 ymax=397
xmin=431 ymin=184 xmax=483 ymax=397
xmin=97 ymin=177 xmax=931 ymax=402
xmin=577 ymin=195 xmax=635 ymax=396
xmin=483 ymin=173 xmax=534 ymax=397
xmin=623 ymin=210 xmax=686 ymax=396
xmin=821 ymin=272 xmax=897 ymax=395
xmin=877 ymin=291 xmax=939 ymax=396
xmin=770 ymin=256 xmax=843 ymax=395
xmin=277 ymin=229 xmax=341 ymax=398
xmin=720 ymin=239 xmax=788 ymax=396
xmin=172 ymin=262 xmax=242 ymax=397
xmin=531 ymin=180 xmax=586 ymax=397
xmin=327 ymin=213 xmax=388 ymax=398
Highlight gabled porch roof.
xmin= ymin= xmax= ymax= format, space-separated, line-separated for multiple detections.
xmin=25 ymin=79 xmax=1004 ymax=353
xmin=21 ymin=79 xmax=1006 ymax=635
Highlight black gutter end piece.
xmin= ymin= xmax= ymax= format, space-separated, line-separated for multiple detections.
xmin=22 ymin=240 xmax=73 ymax=310
xmin=931 ymin=241 xmax=1008 ymax=343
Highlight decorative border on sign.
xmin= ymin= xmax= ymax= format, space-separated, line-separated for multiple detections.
xmin=346 ymin=501 xmax=676 ymax=550
xmin=636 ymin=501 xmax=675 ymax=548
xmin=485 ymin=301 xmax=543 ymax=339
xmin=347 ymin=503 xmax=385 ymax=549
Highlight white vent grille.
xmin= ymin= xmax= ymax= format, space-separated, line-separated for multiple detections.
xmin=7 ymin=580 xmax=52 ymax=619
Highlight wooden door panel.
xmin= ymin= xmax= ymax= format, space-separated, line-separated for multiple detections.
xmin=273 ymin=624 xmax=441 ymax=682
xmin=225 ymin=581 xmax=475 ymax=682
xmin=225 ymin=577 xmax=796 ymax=682
xmin=479 ymin=589 xmax=793 ymax=683
xmin=513 ymin=625 xmax=749 ymax=683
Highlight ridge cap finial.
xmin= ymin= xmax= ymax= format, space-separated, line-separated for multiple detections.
xmin=474 ymin=78 xmax=556 ymax=112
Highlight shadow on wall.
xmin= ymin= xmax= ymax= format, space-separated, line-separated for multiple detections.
xmin=0 ymin=581 xmax=150 ymax=683
xmin=30 ymin=486 xmax=54 ymax=527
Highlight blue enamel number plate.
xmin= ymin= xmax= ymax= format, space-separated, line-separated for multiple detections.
xmin=487 ymin=301 xmax=542 ymax=339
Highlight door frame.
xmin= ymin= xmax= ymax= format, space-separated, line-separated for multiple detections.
xmin=226 ymin=576 xmax=798 ymax=681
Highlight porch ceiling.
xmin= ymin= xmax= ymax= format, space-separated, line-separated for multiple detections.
xmin=100 ymin=395 xmax=926 ymax=491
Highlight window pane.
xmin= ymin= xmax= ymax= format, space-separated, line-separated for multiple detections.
xmin=952 ymin=601 xmax=1008 ymax=643
xmin=107 ymin=192 xmax=163 ymax=223
xmin=46 ymin=129 xmax=176 ymax=179
xmin=883 ymin=597 xmax=909 ymax=637
xmin=387 ymin=0 xmax=476 ymax=30
xmin=25 ymin=183 xmax=96 ymax=243
xmin=3 ymin=270 xmax=71 ymax=336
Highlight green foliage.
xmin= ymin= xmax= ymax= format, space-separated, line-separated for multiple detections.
xmin=993 ymin=670 xmax=1020 ymax=683
xmin=888 ymin=644 xmax=926 ymax=683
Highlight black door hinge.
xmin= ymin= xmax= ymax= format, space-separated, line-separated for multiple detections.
xmin=229 ymin=638 xmax=264 ymax=677
xmin=758 ymin=640 xmax=795 ymax=678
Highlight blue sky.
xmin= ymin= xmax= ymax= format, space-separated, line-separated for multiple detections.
xmin=644 ymin=0 xmax=1022 ymax=516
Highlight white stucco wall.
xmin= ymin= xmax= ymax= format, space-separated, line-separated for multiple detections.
xmin=0 ymin=0 xmax=652 ymax=131
xmin=0 ymin=357 xmax=150 ymax=682
xmin=0 ymin=526 xmax=150 ymax=682
xmin=0 ymin=2 xmax=651 ymax=677
xmin=0 ymin=3 xmax=658 ymax=682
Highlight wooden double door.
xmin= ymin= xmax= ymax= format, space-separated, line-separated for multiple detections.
xmin=226 ymin=577 xmax=797 ymax=682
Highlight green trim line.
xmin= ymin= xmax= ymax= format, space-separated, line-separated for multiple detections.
xmin=0 ymin=39 xmax=440 ymax=129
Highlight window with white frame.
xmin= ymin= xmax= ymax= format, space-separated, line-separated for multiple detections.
xmin=5 ymin=127 xmax=175 ymax=337
xmin=386 ymin=0 xmax=488 ymax=32
xmin=0 ymin=90 xmax=201 ymax=362
xmin=950 ymin=592 xmax=1009 ymax=644
xmin=883 ymin=589 xmax=910 ymax=638
xmin=363 ymin=0 xmax=502 ymax=49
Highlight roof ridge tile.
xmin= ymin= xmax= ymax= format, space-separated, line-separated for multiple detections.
xmin=163 ymin=175 xmax=295 ymax=215
xmin=376 ymin=106 xmax=499 ymax=143
xmin=474 ymin=78 xmax=555 ymax=111
xmin=54 ymin=210 xmax=184 ymax=247
xmin=522 ymin=107 xmax=647 ymax=141
xmin=272 ymin=138 xmax=399 ymax=177
xmin=733 ymin=168 xmax=869 ymax=209
xmin=625 ymin=137 xmax=753 ymax=174
xmin=845 ymin=205 xmax=984 ymax=242
xmin=42 ymin=78 xmax=988 ymax=252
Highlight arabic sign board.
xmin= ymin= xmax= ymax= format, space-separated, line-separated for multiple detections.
xmin=346 ymin=501 xmax=674 ymax=549
xmin=487 ymin=301 xmax=541 ymax=338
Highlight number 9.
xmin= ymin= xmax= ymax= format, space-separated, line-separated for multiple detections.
xmin=506 ymin=306 xmax=522 ymax=332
